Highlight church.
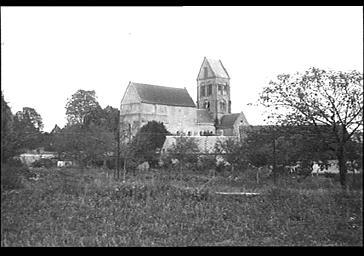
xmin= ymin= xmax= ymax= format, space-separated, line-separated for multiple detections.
xmin=119 ymin=57 xmax=249 ymax=138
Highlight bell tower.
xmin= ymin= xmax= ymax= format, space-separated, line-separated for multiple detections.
xmin=196 ymin=57 xmax=231 ymax=124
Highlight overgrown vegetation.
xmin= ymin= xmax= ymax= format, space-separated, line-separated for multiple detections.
xmin=1 ymin=167 xmax=362 ymax=246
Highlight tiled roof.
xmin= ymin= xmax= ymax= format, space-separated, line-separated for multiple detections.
xmin=196 ymin=109 xmax=214 ymax=124
xmin=218 ymin=113 xmax=240 ymax=128
xmin=218 ymin=112 xmax=249 ymax=128
xmin=131 ymin=82 xmax=196 ymax=107
xmin=206 ymin=58 xmax=230 ymax=79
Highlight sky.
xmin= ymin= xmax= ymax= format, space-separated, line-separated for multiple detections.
xmin=1 ymin=6 xmax=363 ymax=132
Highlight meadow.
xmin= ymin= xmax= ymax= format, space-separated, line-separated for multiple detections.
xmin=1 ymin=166 xmax=362 ymax=246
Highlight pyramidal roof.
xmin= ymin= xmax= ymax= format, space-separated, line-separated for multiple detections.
xmin=206 ymin=58 xmax=230 ymax=78
xmin=197 ymin=57 xmax=230 ymax=80
xmin=130 ymin=82 xmax=196 ymax=108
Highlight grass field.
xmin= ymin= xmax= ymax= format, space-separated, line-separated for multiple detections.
xmin=1 ymin=166 xmax=362 ymax=246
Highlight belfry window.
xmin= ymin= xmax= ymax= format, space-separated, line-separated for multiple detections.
xmin=200 ymin=85 xmax=205 ymax=97
xmin=218 ymin=84 xmax=223 ymax=95
xmin=220 ymin=100 xmax=226 ymax=112
xmin=207 ymin=84 xmax=212 ymax=96
xmin=204 ymin=101 xmax=210 ymax=110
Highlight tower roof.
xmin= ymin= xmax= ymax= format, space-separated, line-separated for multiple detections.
xmin=130 ymin=82 xmax=196 ymax=107
xmin=197 ymin=57 xmax=230 ymax=80
xmin=206 ymin=58 xmax=230 ymax=78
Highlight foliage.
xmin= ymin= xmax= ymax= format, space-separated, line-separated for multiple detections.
xmin=1 ymin=167 xmax=362 ymax=246
xmin=214 ymin=138 xmax=248 ymax=173
xmin=1 ymin=159 xmax=33 ymax=191
xmin=166 ymin=136 xmax=200 ymax=171
xmin=259 ymin=67 xmax=363 ymax=189
xmin=197 ymin=154 xmax=217 ymax=173
xmin=54 ymin=124 xmax=115 ymax=167
xmin=14 ymin=107 xmax=43 ymax=131
xmin=65 ymin=90 xmax=102 ymax=126
xmin=1 ymin=92 xmax=17 ymax=163
xmin=59 ymin=90 xmax=119 ymax=167
xmin=128 ymin=121 xmax=170 ymax=167
xmin=241 ymin=125 xmax=334 ymax=170
xmin=31 ymin=158 xmax=56 ymax=168
xmin=12 ymin=107 xmax=44 ymax=151
xmin=100 ymin=105 xmax=120 ymax=134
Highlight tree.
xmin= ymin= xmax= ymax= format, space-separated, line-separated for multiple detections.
xmin=127 ymin=121 xmax=170 ymax=167
xmin=13 ymin=107 xmax=44 ymax=151
xmin=1 ymin=91 xmax=17 ymax=163
xmin=65 ymin=90 xmax=102 ymax=126
xmin=101 ymin=105 xmax=120 ymax=134
xmin=14 ymin=107 xmax=43 ymax=131
xmin=214 ymin=138 xmax=248 ymax=176
xmin=240 ymin=125 xmax=335 ymax=183
xmin=259 ymin=67 xmax=363 ymax=189
xmin=54 ymin=123 xmax=114 ymax=167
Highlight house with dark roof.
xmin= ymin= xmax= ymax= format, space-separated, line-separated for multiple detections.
xmin=120 ymin=57 xmax=249 ymax=137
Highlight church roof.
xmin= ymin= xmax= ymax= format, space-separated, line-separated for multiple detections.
xmin=131 ymin=82 xmax=196 ymax=107
xmin=219 ymin=112 xmax=249 ymax=128
xmin=197 ymin=57 xmax=230 ymax=80
xmin=196 ymin=109 xmax=214 ymax=124
xmin=206 ymin=58 xmax=230 ymax=79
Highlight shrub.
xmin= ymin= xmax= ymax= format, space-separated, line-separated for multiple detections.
xmin=197 ymin=155 xmax=217 ymax=173
xmin=31 ymin=158 xmax=55 ymax=168
xmin=1 ymin=159 xmax=32 ymax=190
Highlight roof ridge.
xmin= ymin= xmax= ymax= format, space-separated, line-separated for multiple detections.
xmin=131 ymin=81 xmax=187 ymax=90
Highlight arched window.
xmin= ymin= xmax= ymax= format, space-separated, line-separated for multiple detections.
xmin=207 ymin=84 xmax=212 ymax=96
xmin=223 ymin=84 xmax=228 ymax=95
xmin=200 ymin=85 xmax=205 ymax=97
xmin=219 ymin=100 xmax=226 ymax=112
xmin=204 ymin=101 xmax=210 ymax=110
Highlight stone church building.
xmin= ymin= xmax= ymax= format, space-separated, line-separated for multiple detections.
xmin=119 ymin=57 xmax=249 ymax=138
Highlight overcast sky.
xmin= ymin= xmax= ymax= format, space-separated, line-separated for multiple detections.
xmin=1 ymin=6 xmax=363 ymax=132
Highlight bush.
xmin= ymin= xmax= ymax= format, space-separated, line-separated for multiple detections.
xmin=1 ymin=159 xmax=33 ymax=190
xmin=197 ymin=155 xmax=217 ymax=173
xmin=31 ymin=158 xmax=55 ymax=168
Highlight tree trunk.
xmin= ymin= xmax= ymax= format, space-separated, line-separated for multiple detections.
xmin=337 ymin=145 xmax=347 ymax=191
xmin=123 ymin=158 xmax=126 ymax=182
xmin=272 ymin=137 xmax=277 ymax=185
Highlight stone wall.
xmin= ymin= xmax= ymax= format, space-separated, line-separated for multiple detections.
xmin=120 ymin=102 xmax=214 ymax=136
xmin=162 ymin=135 xmax=238 ymax=154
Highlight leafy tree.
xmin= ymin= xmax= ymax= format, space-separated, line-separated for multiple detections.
xmin=65 ymin=90 xmax=102 ymax=126
xmin=13 ymin=107 xmax=44 ymax=151
xmin=214 ymin=138 xmax=248 ymax=175
xmin=128 ymin=121 xmax=170 ymax=167
xmin=259 ymin=67 xmax=363 ymax=189
xmin=14 ymin=107 xmax=43 ymax=131
xmin=54 ymin=123 xmax=114 ymax=167
xmin=1 ymin=92 xmax=17 ymax=163
xmin=240 ymin=125 xmax=334 ymax=183
xmin=62 ymin=90 xmax=117 ymax=168
xmin=101 ymin=105 xmax=120 ymax=133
